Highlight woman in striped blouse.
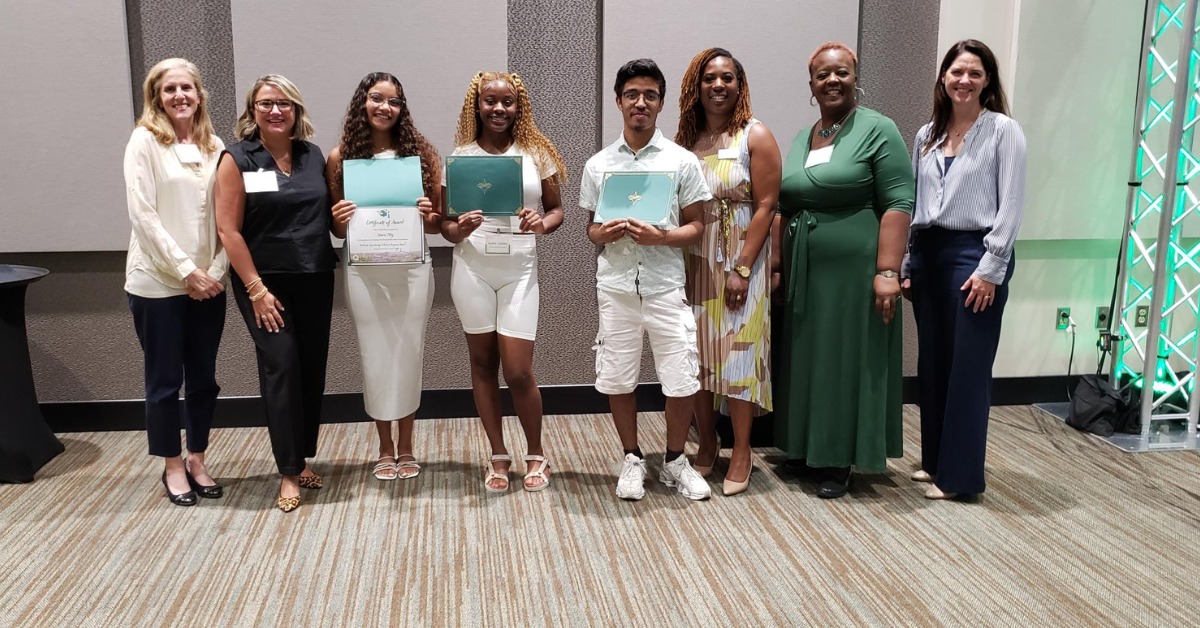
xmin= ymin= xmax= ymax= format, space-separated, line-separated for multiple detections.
xmin=903 ymin=39 xmax=1027 ymax=500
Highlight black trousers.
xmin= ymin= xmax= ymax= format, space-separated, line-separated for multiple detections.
xmin=910 ymin=228 xmax=1013 ymax=495
xmin=128 ymin=291 xmax=226 ymax=457
xmin=232 ymin=272 xmax=333 ymax=475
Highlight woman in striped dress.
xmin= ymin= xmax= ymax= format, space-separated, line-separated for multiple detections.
xmin=677 ymin=48 xmax=781 ymax=496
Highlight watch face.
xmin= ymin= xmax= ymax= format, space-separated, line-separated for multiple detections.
xmin=737 ymin=266 xmax=751 ymax=278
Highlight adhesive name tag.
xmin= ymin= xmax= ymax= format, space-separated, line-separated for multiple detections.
xmin=243 ymin=170 xmax=279 ymax=193
xmin=485 ymin=232 xmax=512 ymax=254
xmin=173 ymin=143 xmax=203 ymax=164
xmin=805 ymin=145 xmax=834 ymax=168
xmin=717 ymin=148 xmax=738 ymax=160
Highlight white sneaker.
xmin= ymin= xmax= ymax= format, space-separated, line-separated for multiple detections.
xmin=615 ymin=453 xmax=647 ymax=500
xmin=659 ymin=455 xmax=712 ymax=500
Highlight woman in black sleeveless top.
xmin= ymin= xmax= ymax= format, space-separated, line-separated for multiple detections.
xmin=215 ymin=74 xmax=336 ymax=513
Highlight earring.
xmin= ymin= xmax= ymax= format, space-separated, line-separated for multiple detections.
xmin=855 ymin=86 xmax=866 ymax=101
xmin=810 ymin=95 xmax=816 ymax=107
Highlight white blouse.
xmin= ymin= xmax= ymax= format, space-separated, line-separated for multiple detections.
xmin=123 ymin=126 xmax=227 ymax=298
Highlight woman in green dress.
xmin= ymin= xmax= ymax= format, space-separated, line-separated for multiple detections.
xmin=775 ymin=42 xmax=914 ymax=498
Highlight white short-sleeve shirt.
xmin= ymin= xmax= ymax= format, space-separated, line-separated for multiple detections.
xmin=579 ymin=128 xmax=712 ymax=296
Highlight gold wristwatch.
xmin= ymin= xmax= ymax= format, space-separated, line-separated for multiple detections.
xmin=733 ymin=264 xmax=751 ymax=278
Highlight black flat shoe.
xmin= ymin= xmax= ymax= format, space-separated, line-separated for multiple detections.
xmin=162 ymin=472 xmax=197 ymax=506
xmin=185 ymin=470 xmax=224 ymax=499
xmin=816 ymin=467 xmax=852 ymax=499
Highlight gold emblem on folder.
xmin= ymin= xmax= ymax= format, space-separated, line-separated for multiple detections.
xmin=477 ymin=180 xmax=492 ymax=194
xmin=628 ymin=191 xmax=643 ymax=205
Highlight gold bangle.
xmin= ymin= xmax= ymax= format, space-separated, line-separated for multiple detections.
xmin=248 ymin=287 xmax=269 ymax=302
xmin=244 ymin=277 xmax=263 ymax=292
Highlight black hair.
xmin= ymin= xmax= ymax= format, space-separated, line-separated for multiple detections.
xmin=613 ymin=58 xmax=667 ymax=99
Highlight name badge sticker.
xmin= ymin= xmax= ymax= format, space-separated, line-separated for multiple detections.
xmin=174 ymin=143 xmax=203 ymax=164
xmin=243 ymin=169 xmax=279 ymax=193
xmin=717 ymin=148 xmax=738 ymax=160
xmin=805 ymin=145 xmax=834 ymax=169
xmin=484 ymin=232 xmax=512 ymax=255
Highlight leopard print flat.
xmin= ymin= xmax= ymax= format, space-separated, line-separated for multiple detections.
xmin=276 ymin=495 xmax=300 ymax=512
xmin=298 ymin=472 xmax=322 ymax=489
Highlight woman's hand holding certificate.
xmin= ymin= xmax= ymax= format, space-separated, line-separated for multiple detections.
xmin=343 ymin=158 xmax=426 ymax=265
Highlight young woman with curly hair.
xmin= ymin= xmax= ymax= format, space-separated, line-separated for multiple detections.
xmin=676 ymin=48 xmax=781 ymax=496
xmin=325 ymin=72 xmax=441 ymax=482
xmin=440 ymin=71 xmax=566 ymax=493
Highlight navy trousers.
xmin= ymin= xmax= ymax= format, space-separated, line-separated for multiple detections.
xmin=910 ymin=228 xmax=1013 ymax=495
xmin=128 ymin=291 xmax=226 ymax=457
xmin=231 ymin=272 xmax=333 ymax=476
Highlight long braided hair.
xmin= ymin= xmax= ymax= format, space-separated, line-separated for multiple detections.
xmin=452 ymin=71 xmax=567 ymax=184
xmin=333 ymin=72 xmax=440 ymax=195
xmin=675 ymin=48 xmax=753 ymax=150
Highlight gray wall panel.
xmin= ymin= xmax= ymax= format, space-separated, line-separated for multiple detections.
xmin=508 ymin=0 xmax=608 ymax=386
xmin=126 ymin=0 xmax=238 ymax=140
xmin=860 ymin=0 xmax=942 ymax=374
xmin=229 ymin=0 xmax=506 ymax=159
xmin=0 ymin=0 xmax=134 ymax=252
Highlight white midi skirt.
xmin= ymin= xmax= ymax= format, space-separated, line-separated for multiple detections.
xmin=344 ymin=262 xmax=433 ymax=420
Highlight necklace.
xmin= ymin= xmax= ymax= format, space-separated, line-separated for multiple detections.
xmin=817 ymin=106 xmax=856 ymax=139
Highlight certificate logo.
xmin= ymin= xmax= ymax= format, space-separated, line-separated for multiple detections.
xmin=377 ymin=209 xmax=390 ymax=218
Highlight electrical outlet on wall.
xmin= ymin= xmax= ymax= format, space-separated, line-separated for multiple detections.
xmin=1056 ymin=307 xmax=1071 ymax=331
xmin=1135 ymin=305 xmax=1150 ymax=327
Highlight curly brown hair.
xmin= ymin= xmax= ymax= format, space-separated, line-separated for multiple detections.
xmin=452 ymin=71 xmax=567 ymax=184
xmin=675 ymin=48 xmax=753 ymax=150
xmin=332 ymin=72 xmax=440 ymax=195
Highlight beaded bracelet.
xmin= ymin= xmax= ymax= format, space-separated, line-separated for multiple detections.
xmin=248 ymin=287 xmax=269 ymax=302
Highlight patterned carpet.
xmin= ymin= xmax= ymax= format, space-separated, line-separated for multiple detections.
xmin=1 ymin=406 xmax=1197 ymax=627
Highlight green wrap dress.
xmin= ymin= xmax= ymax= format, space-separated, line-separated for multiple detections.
xmin=775 ymin=107 xmax=915 ymax=472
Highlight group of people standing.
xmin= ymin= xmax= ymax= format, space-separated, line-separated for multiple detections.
xmin=122 ymin=38 xmax=1025 ymax=513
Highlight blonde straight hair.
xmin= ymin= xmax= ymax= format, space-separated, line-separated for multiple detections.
xmin=234 ymin=74 xmax=316 ymax=141
xmin=137 ymin=58 xmax=219 ymax=153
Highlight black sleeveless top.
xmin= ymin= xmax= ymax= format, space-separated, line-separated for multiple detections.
xmin=223 ymin=138 xmax=337 ymax=275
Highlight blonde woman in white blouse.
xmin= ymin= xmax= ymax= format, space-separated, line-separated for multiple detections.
xmin=124 ymin=58 xmax=227 ymax=506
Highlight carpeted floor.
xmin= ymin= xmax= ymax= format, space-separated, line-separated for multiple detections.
xmin=1 ymin=406 xmax=1197 ymax=627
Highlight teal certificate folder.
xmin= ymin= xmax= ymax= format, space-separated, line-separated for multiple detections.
xmin=445 ymin=155 xmax=523 ymax=216
xmin=593 ymin=171 xmax=675 ymax=225
xmin=343 ymin=157 xmax=424 ymax=206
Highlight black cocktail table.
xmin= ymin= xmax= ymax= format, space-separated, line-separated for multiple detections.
xmin=0 ymin=265 xmax=63 ymax=482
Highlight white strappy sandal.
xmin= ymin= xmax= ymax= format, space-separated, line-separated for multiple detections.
xmin=372 ymin=455 xmax=398 ymax=481
xmin=484 ymin=454 xmax=512 ymax=493
xmin=523 ymin=455 xmax=551 ymax=492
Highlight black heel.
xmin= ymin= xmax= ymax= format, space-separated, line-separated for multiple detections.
xmin=185 ymin=469 xmax=224 ymax=499
xmin=817 ymin=467 xmax=852 ymax=499
xmin=162 ymin=472 xmax=197 ymax=506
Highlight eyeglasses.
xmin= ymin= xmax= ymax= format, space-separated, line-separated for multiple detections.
xmin=368 ymin=93 xmax=404 ymax=108
xmin=254 ymin=99 xmax=294 ymax=112
xmin=621 ymin=90 xmax=661 ymax=104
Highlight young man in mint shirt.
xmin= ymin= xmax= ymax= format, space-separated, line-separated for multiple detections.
xmin=580 ymin=58 xmax=713 ymax=501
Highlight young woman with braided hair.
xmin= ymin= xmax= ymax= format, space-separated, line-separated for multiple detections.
xmin=676 ymin=48 xmax=781 ymax=496
xmin=441 ymin=71 xmax=567 ymax=492
xmin=325 ymin=72 xmax=441 ymax=482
